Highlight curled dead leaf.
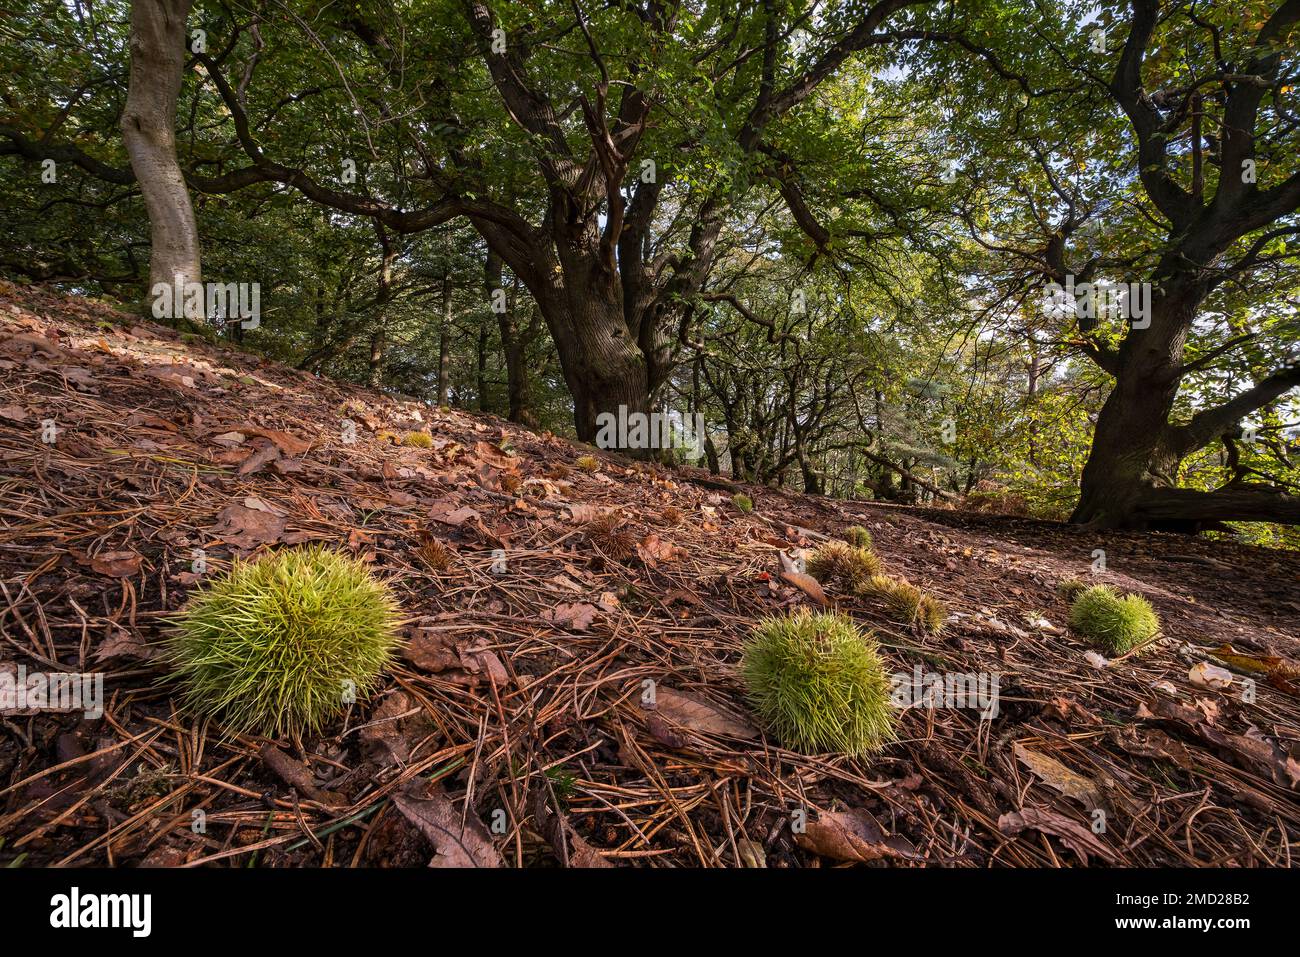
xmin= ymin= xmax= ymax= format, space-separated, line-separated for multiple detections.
xmin=74 ymin=549 xmax=143 ymax=578
xmin=796 ymin=807 xmax=923 ymax=863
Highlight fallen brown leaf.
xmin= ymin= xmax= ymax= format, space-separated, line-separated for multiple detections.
xmin=210 ymin=503 xmax=287 ymax=549
xmin=998 ymin=807 xmax=1118 ymax=865
xmin=75 ymin=549 xmax=143 ymax=578
xmin=796 ymin=807 xmax=923 ymax=863
xmin=391 ymin=780 xmax=502 ymax=868
xmin=1013 ymin=742 xmax=1106 ymax=811
xmin=649 ymin=687 xmax=760 ymax=741
xmin=542 ymin=602 xmax=599 ymax=632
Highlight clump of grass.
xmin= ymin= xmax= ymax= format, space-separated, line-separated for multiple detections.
xmin=376 ymin=430 xmax=400 ymax=445
xmin=1057 ymin=578 xmax=1088 ymax=602
xmin=731 ymin=493 xmax=754 ymax=513
xmin=403 ymin=431 xmax=433 ymax=448
xmin=856 ymin=575 xmax=947 ymax=635
xmin=1069 ymin=585 xmax=1159 ymax=654
xmin=585 ymin=513 xmax=636 ymax=560
xmin=741 ymin=608 xmax=896 ymax=756
xmin=575 ymin=454 xmax=600 ymax=472
xmin=844 ymin=525 xmax=873 ymax=548
xmin=806 ymin=540 xmax=881 ymax=592
xmin=165 ymin=546 xmax=401 ymax=739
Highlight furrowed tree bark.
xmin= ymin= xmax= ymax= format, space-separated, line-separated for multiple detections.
xmin=120 ymin=0 xmax=201 ymax=308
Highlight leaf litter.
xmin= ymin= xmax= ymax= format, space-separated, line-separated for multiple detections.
xmin=1 ymin=281 xmax=1299 ymax=867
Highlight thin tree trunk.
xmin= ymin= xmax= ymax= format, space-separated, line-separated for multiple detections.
xmin=367 ymin=225 xmax=397 ymax=390
xmin=367 ymin=329 xmax=385 ymax=389
xmin=437 ymin=272 xmax=452 ymax=405
xmin=485 ymin=251 xmax=536 ymax=424
xmin=120 ymin=0 xmax=201 ymax=306
xmin=476 ymin=320 xmax=490 ymax=412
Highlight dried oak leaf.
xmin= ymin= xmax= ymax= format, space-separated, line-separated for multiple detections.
xmin=1041 ymin=696 xmax=1101 ymax=725
xmin=1112 ymin=725 xmax=1197 ymax=771
xmin=636 ymin=532 xmax=684 ymax=566
xmin=360 ymin=690 xmax=420 ymax=766
xmin=1201 ymin=725 xmax=1300 ymax=789
xmin=93 ymin=627 xmax=157 ymax=663
xmin=232 ymin=425 xmax=312 ymax=456
xmin=542 ymin=602 xmax=599 ymax=632
xmin=144 ymin=363 xmax=200 ymax=388
xmin=474 ymin=441 xmax=519 ymax=471
xmin=125 ymin=413 xmax=180 ymax=433
xmin=428 ymin=496 xmax=482 ymax=527
xmin=1137 ymin=693 xmax=1299 ymax=786
xmin=403 ymin=627 xmax=509 ymax=687
xmin=566 ymin=503 xmax=605 ymax=523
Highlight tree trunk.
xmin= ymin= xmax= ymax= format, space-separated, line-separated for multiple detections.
xmin=502 ymin=320 xmax=535 ymax=425
xmin=476 ymin=320 xmax=490 ymax=412
xmin=120 ymin=0 xmax=201 ymax=305
xmin=367 ymin=328 xmax=385 ymax=389
xmin=1067 ymin=289 xmax=1300 ymax=530
xmin=437 ymin=272 xmax=451 ymax=406
xmin=1072 ymin=296 xmax=1192 ymax=528
xmin=539 ymin=285 xmax=648 ymax=443
xmin=485 ymin=251 xmax=536 ymax=426
xmin=367 ymin=225 xmax=396 ymax=390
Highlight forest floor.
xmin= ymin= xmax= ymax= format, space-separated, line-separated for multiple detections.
xmin=1 ymin=279 xmax=1298 ymax=868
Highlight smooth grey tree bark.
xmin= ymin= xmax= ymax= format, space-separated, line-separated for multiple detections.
xmin=120 ymin=0 xmax=201 ymax=311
